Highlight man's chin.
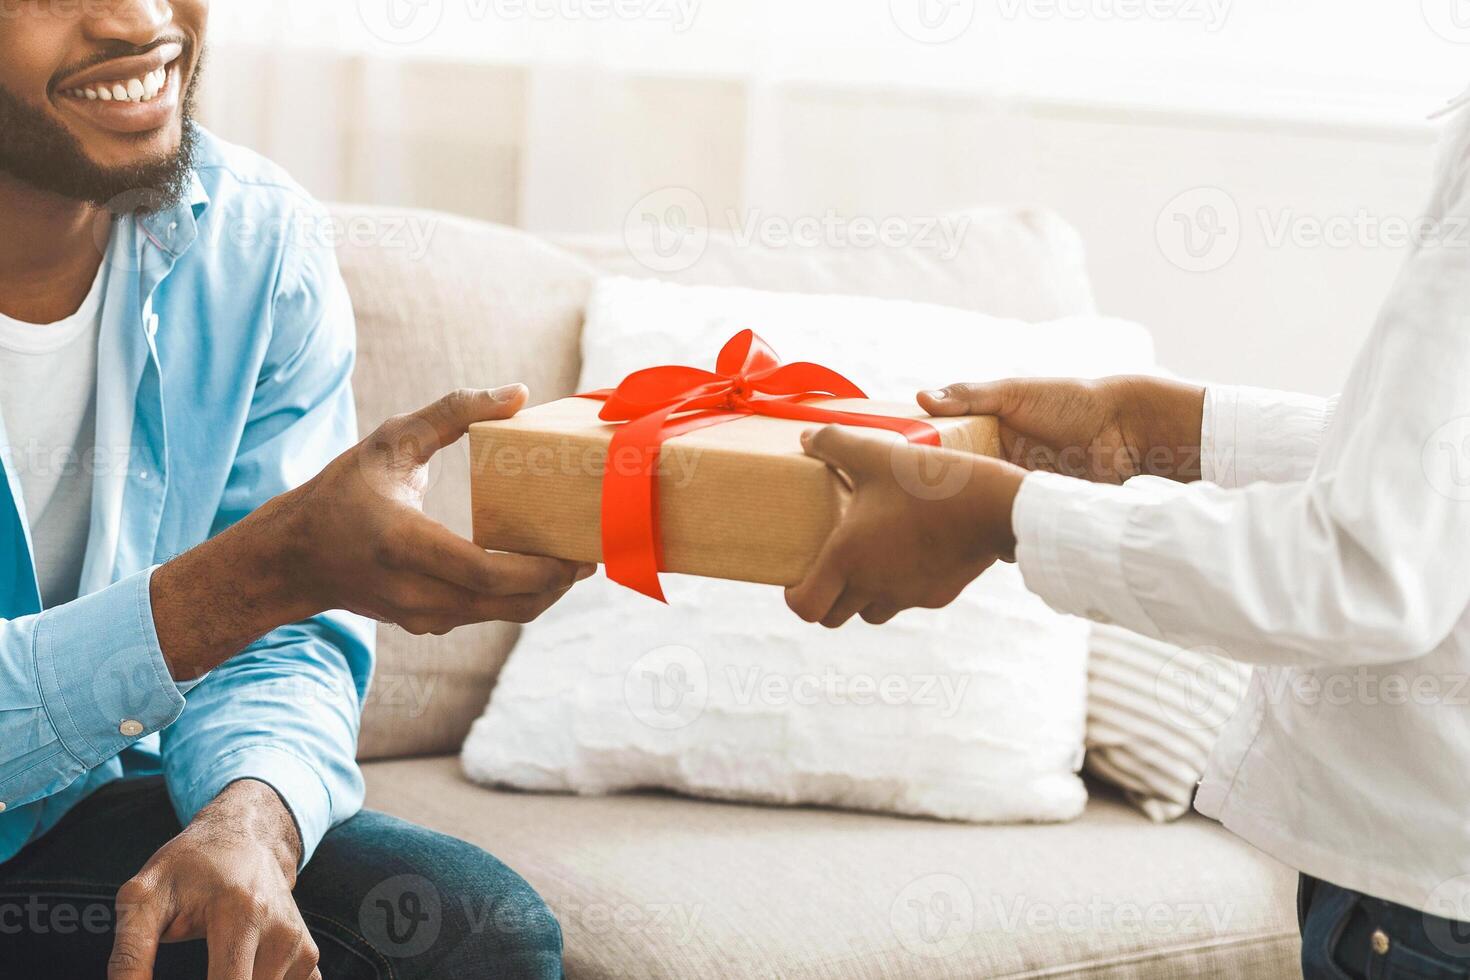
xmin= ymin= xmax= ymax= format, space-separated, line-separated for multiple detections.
xmin=0 ymin=80 xmax=199 ymax=213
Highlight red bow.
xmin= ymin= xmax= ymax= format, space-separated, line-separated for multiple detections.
xmin=580 ymin=330 xmax=940 ymax=601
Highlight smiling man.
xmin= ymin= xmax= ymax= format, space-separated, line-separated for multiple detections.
xmin=0 ymin=3 xmax=585 ymax=978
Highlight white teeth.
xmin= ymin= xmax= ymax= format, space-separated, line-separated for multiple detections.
xmin=65 ymin=64 xmax=171 ymax=104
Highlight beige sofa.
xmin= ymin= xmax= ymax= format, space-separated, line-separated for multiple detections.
xmin=334 ymin=204 xmax=1301 ymax=979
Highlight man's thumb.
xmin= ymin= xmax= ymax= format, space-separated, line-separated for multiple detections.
xmin=407 ymin=385 xmax=529 ymax=459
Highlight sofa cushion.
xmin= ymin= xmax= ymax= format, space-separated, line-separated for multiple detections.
xmin=332 ymin=205 xmax=595 ymax=760
xmin=363 ymin=757 xmax=1300 ymax=979
xmin=557 ymin=206 xmax=1098 ymax=323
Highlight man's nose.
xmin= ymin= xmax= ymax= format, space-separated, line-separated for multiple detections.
xmin=82 ymin=0 xmax=175 ymax=47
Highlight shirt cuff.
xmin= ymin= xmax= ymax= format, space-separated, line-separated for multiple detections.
xmin=1012 ymin=470 xmax=1165 ymax=636
xmin=1201 ymin=385 xmax=1336 ymax=487
xmin=33 ymin=567 xmax=186 ymax=770
xmin=172 ymin=743 xmax=334 ymax=869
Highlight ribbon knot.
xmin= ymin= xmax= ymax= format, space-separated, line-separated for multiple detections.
xmin=579 ymin=329 xmax=941 ymax=602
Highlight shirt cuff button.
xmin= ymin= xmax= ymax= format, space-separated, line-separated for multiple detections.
xmin=119 ymin=720 xmax=145 ymax=738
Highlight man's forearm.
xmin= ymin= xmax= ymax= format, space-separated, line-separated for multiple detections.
xmin=151 ymin=493 xmax=319 ymax=682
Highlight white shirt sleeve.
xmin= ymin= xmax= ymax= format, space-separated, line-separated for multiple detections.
xmin=1012 ymin=111 xmax=1470 ymax=669
xmin=1200 ymin=386 xmax=1338 ymax=488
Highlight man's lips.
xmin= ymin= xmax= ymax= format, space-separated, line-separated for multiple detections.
xmin=53 ymin=58 xmax=183 ymax=136
xmin=53 ymin=41 xmax=184 ymax=92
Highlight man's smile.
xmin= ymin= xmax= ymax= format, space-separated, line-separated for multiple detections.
xmin=51 ymin=42 xmax=185 ymax=136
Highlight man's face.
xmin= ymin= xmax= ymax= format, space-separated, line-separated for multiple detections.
xmin=0 ymin=0 xmax=208 ymax=209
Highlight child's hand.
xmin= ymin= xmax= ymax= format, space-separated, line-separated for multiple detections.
xmin=785 ymin=425 xmax=1027 ymax=628
xmin=918 ymin=376 xmax=1205 ymax=484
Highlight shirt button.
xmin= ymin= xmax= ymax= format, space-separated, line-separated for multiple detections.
xmin=119 ymin=720 xmax=145 ymax=738
xmin=1371 ymin=929 xmax=1391 ymax=955
xmin=138 ymin=470 xmax=150 ymax=481
xmin=0 ymin=802 xmax=7 ymax=813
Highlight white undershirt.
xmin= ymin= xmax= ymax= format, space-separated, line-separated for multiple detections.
xmin=0 ymin=261 xmax=106 ymax=608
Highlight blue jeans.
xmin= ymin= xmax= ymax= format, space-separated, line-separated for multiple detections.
xmin=0 ymin=776 xmax=564 ymax=978
xmin=1300 ymin=874 xmax=1470 ymax=979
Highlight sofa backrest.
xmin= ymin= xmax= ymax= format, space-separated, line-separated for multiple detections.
xmin=333 ymin=205 xmax=594 ymax=759
xmin=338 ymin=203 xmax=1097 ymax=761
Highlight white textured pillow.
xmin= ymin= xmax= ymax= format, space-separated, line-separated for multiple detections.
xmin=1085 ymin=625 xmax=1252 ymax=822
xmin=463 ymin=278 xmax=1157 ymax=823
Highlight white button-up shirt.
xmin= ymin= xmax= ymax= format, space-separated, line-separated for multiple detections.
xmin=1013 ymin=104 xmax=1470 ymax=919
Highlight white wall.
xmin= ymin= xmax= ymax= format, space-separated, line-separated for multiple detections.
xmin=200 ymin=42 xmax=1447 ymax=396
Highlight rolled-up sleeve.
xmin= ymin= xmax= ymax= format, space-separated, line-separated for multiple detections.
xmin=1201 ymin=385 xmax=1337 ymax=488
xmin=159 ymin=201 xmax=374 ymax=867
xmin=1 ymin=568 xmax=185 ymax=811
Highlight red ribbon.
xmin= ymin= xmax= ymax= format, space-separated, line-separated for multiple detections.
xmin=579 ymin=330 xmax=941 ymax=601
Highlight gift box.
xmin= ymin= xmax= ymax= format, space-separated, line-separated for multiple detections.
xmin=469 ymin=331 xmax=999 ymax=601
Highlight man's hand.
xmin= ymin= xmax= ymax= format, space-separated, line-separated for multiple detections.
xmin=785 ymin=426 xmax=1026 ymax=628
xmin=154 ymin=385 xmax=596 ymax=679
xmin=109 ymin=780 xmax=316 ymax=980
xmin=918 ymin=376 xmax=1205 ymax=484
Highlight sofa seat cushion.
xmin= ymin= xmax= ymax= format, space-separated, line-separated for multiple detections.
xmin=362 ymin=758 xmax=1300 ymax=979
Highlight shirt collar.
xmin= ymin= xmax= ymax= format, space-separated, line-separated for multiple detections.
xmin=137 ymin=169 xmax=210 ymax=258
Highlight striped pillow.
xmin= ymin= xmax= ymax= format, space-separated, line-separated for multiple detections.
xmin=1085 ymin=625 xmax=1252 ymax=822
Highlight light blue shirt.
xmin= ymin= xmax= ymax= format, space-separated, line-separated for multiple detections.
xmin=0 ymin=129 xmax=374 ymax=868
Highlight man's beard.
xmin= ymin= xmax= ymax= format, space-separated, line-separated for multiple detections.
xmin=0 ymin=57 xmax=202 ymax=214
